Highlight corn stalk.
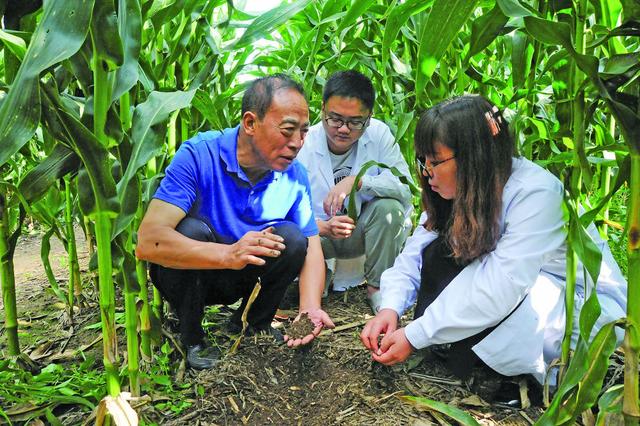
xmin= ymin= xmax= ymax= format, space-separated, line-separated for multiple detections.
xmin=622 ymin=131 xmax=640 ymax=423
xmin=64 ymin=175 xmax=82 ymax=320
xmin=0 ymin=194 xmax=19 ymax=356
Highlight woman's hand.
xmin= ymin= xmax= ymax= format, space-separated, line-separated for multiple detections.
xmin=371 ymin=328 xmax=414 ymax=366
xmin=360 ymin=308 xmax=398 ymax=353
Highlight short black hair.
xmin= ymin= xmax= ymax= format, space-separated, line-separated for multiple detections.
xmin=322 ymin=70 xmax=375 ymax=112
xmin=241 ymin=73 xmax=306 ymax=119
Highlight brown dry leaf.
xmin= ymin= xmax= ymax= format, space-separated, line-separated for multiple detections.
xmin=29 ymin=340 xmax=55 ymax=360
xmin=460 ymin=394 xmax=489 ymax=407
xmin=5 ymin=402 xmax=43 ymax=416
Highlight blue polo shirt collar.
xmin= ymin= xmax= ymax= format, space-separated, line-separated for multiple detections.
xmin=219 ymin=126 xmax=281 ymax=186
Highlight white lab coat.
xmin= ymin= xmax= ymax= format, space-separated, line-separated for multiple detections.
xmin=297 ymin=118 xmax=414 ymax=221
xmin=380 ymin=157 xmax=627 ymax=383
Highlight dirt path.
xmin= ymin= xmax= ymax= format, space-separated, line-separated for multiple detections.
xmin=4 ymin=226 xmax=89 ymax=309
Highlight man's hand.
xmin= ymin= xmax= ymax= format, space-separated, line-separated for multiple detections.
xmin=225 ymin=227 xmax=286 ymax=270
xmin=371 ymin=328 xmax=414 ymax=366
xmin=322 ymin=176 xmax=360 ymax=217
xmin=284 ymin=308 xmax=335 ymax=348
xmin=360 ymin=308 xmax=398 ymax=353
xmin=319 ymin=215 xmax=356 ymax=239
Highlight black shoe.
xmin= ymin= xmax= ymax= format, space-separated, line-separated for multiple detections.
xmin=467 ymin=365 xmax=505 ymax=402
xmin=186 ymin=343 xmax=219 ymax=370
xmin=227 ymin=321 xmax=285 ymax=344
xmin=429 ymin=344 xmax=451 ymax=361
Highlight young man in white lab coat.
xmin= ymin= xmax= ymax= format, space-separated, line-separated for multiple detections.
xmin=296 ymin=70 xmax=413 ymax=314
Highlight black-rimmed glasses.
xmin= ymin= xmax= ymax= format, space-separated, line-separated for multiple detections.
xmin=416 ymin=156 xmax=455 ymax=178
xmin=323 ymin=113 xmax=371 ymax=131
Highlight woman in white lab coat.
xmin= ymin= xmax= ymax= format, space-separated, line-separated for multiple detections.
xmin=360 ymin=95 xmax=627 ymax=390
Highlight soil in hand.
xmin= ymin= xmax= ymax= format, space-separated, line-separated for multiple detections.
xmin=286 ymin=312 xmax=315 ymax=339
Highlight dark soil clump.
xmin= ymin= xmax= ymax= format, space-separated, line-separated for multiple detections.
xmin=286 ymin=312 xmax=315 ymax=339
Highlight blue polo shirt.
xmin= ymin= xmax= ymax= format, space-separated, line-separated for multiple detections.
xmin=153 ymin=126 xmax=318 ymax=244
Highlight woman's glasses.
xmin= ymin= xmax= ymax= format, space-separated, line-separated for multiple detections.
xmin=416 ymin=156 xmax=455 ymax=178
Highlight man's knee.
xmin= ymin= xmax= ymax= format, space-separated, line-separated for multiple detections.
xmin=273 ymin=222 xmax=308 ymax=257
xmin=363 ymin=198 xmax=405 ymax=228
xmin=175 ymin=217 xmax=216 ymax=242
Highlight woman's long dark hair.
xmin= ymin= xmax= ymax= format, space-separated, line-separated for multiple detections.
xmin=414 ymin=95 xmax=515 ymax=263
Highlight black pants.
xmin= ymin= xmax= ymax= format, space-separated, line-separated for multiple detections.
xmin=150 ymin=217 xmax=308 ymax=346
xmin=416 ymin=236 xmax=498 ymax=380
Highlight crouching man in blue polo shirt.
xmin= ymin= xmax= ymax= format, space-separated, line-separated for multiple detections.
xmin=136 ymin=74 xmax=335 ymax=369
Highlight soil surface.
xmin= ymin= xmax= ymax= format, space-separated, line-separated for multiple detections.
xmin=2 ymin=229 xmax=579 ymax=425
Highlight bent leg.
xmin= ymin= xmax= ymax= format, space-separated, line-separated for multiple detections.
xmin=360 ymin=198 xmax=408 ymax=288
xmin=416 ymin=236 xmax=501 ymax=379
xmin=150 ymin=217 xmax=217 ymax=346
xmin=230 ymin=222 xmax=308 ymax=329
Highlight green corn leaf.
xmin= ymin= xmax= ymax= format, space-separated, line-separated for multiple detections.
xmin=416 ymin=0 xmax=479 ymax=101
xmin=510 ymin=30 xmax=532 ymax=88
xmin=111 ymin=0 xmax=142 ymax=102
xmin=497 ymin=0 xmax=534 ymax=18
xmin=541 ymin=321 xmax=619 ymax=425
xmin=156 ymin=13 xmax=192 ymax=80
xmin=347 ymin=160 xmax=418 ymax=222
xmin=113 ymin=172 xmax=140 ymax=238
xmin=91 ymin=0 xmax=124 ymax=66
xmin=18 ymin=145 xmax=80 ymax=204
xmin=67 ymin=42 xmax=94 ymax=96
xmin=192 ymin=89 xmax=224 ymax=130
xmin=301 ymin=0 xmax=344 ymax=84
xmin=400 ymin=395 xmax=480 ymax=425
xmin=120 ymin=90 xmax=196 ymax=192
xmin=40 ymin=228 xmax=68 ymax=305
xmin=229 ymin=0 xmax=314 ymax=50
xmin=113 ymin=90 xmax=195 ymax=236
xmin=48 ymin=394 xmax=95 ymax=409
xmin=602 ymin=53 xmax=640 ymax=76
xmin=578 ymin=291 xmax=602 ymax=343
xmin=0 ymin=0 xmax=95 ymax=167
xmin=559 ymin=322 xmax=616 ymax=424
xmin=382 ymin=0 xmax=432 ymax=66
xmin=0 ymin=29 xmax=27 ymax=60
xmin=335 ymin=0 xmax=376 ymax=35
xmin=566 ymin=201 xmax=603 ymax=287
xmin=115 ymin=235 xmax=141 ymax=294
xmin=621 ymin=0 xmax=640 ymax=20
xmin=595 ymin=384 xmax=623 ymax=425
xmin=395 ymin=111 xmax=415 ymax=158
xmin=580 ymin=155 xmax=630 ymax=226
xmin=466 ymin=3 xmax=509 ymax=61
xmin=41 ymin=84 xmax=119 ymax=219
xmin=45 ymin=409 xmax=64 ymax=426
xmin=523 ymin=16 xmax=607 ymax=99
xmin=523 ymin=16 xmax=573 ymax=47
xmin=607 ymin=100 xmax=640 ymax=153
